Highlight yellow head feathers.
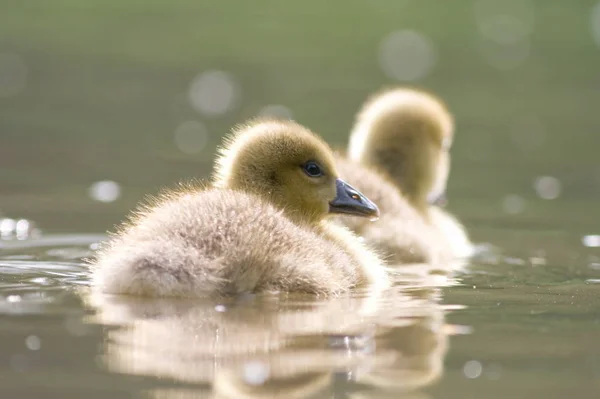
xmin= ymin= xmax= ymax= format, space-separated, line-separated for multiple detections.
xmin=214 ymin=118 xmax=379 ymax=223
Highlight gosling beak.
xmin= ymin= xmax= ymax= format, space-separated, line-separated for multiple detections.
xmin=429 ymin=192 xmax=448 ymax=207
xmin=329 ymin=178 xmax=380 ymax=220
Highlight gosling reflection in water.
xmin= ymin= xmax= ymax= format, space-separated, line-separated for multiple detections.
xmin=84 ymin=275 xmax=457 ymax=399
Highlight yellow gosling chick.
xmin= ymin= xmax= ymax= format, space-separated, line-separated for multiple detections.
xmin=345 ymin=87 xmax=473 ymax=259
xmin=92 ymin=119 xmax=388 ymax=298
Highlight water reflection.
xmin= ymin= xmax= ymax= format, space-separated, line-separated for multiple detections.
xmin=84 ymin=272 xmax=457 ymax=399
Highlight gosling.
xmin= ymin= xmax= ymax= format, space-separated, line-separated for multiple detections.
xmin=92 ymin=119 xmax=388 ymax=298
xmin=340 ymin=87 xmax=473 ymax=260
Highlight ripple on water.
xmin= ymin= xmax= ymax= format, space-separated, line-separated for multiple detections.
xmin=0 ymin=234 xmax=103 ymax=315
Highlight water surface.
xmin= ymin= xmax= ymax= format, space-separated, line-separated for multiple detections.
xmin=1 ymin=226 xmax=598 ymax=398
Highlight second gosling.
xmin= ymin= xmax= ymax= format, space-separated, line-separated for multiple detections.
xmin=343 ymin=87 xmax=473 ymax=260
xmin=92 ymin=120 xmax=388 ymax=298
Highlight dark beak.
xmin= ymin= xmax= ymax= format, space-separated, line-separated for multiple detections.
xmin=329 ymin=178 xmax=380 ymax=220
xmin=429 ymin=192 xmax=448 ymax=207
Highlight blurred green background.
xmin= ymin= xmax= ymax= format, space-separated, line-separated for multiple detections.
xmin=1 ymin=0 xmax=600 ymax=234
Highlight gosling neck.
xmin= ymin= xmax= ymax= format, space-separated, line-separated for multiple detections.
xmin=369 ymin=163 xmax=431 ymax=217
xmin=224 ymin=180 xmax=324 ymax=227
xmin=403 ymin=188 xmax=430 ymax=217
xmin=282 ymin=208 xmax=323 ymax=229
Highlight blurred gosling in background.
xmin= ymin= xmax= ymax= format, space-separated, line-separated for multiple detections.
xmin=335 ymin=87 xmax=473 ymax=264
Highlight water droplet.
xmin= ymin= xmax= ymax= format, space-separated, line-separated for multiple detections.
xmin=89 ymin=180 xmax=121 ymax=203
xmin=0 ymin=53 xmax=28 ymax=97
xmin=7 ymin=295 xmax=21 ymax=303
xmin=582 ymin=235 xmax=600 ymax=248
xmin=174 ymin=120 xmax=209 ymax=154
xmin=378 ymin=30 xmax=437 ymax=81
xmin=463 ymin=360 xmax=483 ymax=379
xmin=502 ymin=194 xmax=525 ymax=214
xmin=25 ymin=335 xmax=41 ymax=351
xmin=533 ymin=176 xmax=561 ymax=200
xmin=258 ymin=104 xmax=294 ymax=120
xmin=243 ymin=361 xmax=270 ymax=385
xmin=188 ymin=70 xmax=238 ymax=116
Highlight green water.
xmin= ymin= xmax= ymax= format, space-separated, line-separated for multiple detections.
xmin=1 ymin=1 xmax=600 ymax=398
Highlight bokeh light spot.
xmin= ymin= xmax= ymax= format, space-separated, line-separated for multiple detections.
xmin=25 ymin=335 xmax=41 ymax=351
xmin=533 ymin=176 xmax=561 ymax=200
xmin=502 ymin=194 xmax=525 ymax=214
xmin=378 ymin=30 xmax=437 ymax=81
xmin=463 ymin=360 xmax=483 ymax=379
xmin=582 ymin=235 xmax=600 ymax=248
xmin=243 ymin=361 xmax=270 ymax=385
xmin=214 ymin=305 xmax=227 ymax=312
xmin=0 ymin=218 xmax=16 ymax=237
xmin=89 ymin=181 xmax=121 ymax=203
xmin=188 ymin=70 xmax=238 ymax=116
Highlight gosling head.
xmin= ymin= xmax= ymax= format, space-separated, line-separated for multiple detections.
xmin=214 ymin=119 xmax=379 ymax=224
xmin=348 ymin=87 xmax=454 ymax=210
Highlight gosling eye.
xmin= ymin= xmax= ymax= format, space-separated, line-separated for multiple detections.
xmin=302 ymin=161 xmax=324 ymax=177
